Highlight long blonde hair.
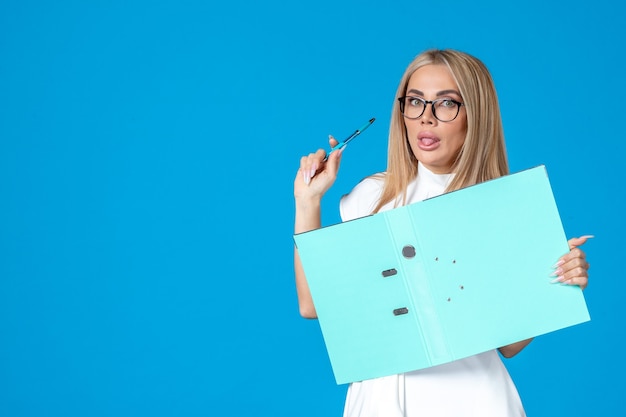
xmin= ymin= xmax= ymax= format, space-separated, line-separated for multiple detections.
xmin=372 ymin=49 xmax=509 ymax=213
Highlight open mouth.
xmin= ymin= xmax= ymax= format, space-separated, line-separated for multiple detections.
xmin=417 ymin=132 xmax=440 ymax=149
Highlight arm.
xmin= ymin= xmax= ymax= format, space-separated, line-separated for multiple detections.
xmin=499 ymin=338 xmax=533 ymax=358
xmin=498 ymin=235 xmax=592 ymax=358
xmin=293 ymin=137 xmax=342 ymax=319
xmin=294 ymin=198 xmax=321 ymax=319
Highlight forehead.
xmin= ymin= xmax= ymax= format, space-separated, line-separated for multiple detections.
xmin=406 ymin=64 xmax=459 ymax=92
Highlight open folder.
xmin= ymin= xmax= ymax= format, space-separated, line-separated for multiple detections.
xmin=293 ymin=165 xmax=590 ymax=385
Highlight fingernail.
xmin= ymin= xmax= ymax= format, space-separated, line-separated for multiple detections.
xmin=550 ymin=267 xmax=563 ymax=277
xmin=552 ymin=260 xmax=564 ymax=268
xmin=581 ymin=235 xmax=595 ymax=239
xmin=550 ymin=276 xmax=565 ymax=284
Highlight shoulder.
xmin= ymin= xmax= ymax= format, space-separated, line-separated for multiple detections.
xmin=339 ymin=174 xmax=385 ymax=222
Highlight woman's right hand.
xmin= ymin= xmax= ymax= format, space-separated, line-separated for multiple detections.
xmin=294 ymin=135 xmax=342 ymax=202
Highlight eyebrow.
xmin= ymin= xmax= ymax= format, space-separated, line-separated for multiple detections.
xmin=406 ymin=89 xmax=462 ymax=98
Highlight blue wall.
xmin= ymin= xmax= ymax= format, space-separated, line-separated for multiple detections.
xmin=1 ymin=1 xmax=624 ymax=415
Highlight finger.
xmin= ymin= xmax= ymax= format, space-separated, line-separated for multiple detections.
xmin=567 ymin=247 xmax=586 ymax=261
xmin=550 ymin=258 xmax=590 ymax=289
xmin=300 ymin=150 xmax=327 ymax=185
xmin=550 ymin=273 xmax=589 ymax=289
xmin=556 ymin=238 xmax=589 ymax=266
xmin=552 ymin=249 xmax=586 ymax=275
xmin=568 ymin=235 xmax=594 ymax=250
xmin=299 ymin=155 xmax=313 ymax=185
xmin=562 ymin=276 xmax=589 ymax=290
xmin=561 ymin=264 xmax=589 ymax=280
xmin=561 ymin=263 xmax=589 ymax=288
xmin=325 ymin=147 xmax=344 ymax=173
xmin=323 ymin=135 xmax=342 ymax=162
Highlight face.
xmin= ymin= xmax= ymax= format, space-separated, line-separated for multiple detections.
xmin=403 ymin=64 xmax=467 ymax=174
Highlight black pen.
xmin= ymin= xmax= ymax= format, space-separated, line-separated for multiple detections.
xmin=323 ymin=118 xmax=375 ymax=161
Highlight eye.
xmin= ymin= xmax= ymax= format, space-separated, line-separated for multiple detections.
xmin=439 ymin=99 xmax=457 ymax=108
xmin=408 ymin=97 xmax=423 ymax=107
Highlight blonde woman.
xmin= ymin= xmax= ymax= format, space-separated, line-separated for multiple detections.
xmin=293 ymin=49 xmax=590 ymax=417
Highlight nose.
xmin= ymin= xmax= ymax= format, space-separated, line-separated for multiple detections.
xmin=420 ymin=103 xmax=436 ymax=125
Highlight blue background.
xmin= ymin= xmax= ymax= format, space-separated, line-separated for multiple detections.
xmin=1 ymin=1 xmax=623 ymax=416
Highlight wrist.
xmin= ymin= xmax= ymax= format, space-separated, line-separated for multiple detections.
xmin=295 ymin=196 xmax=323 ymax=234
xmin=295 ymin=195 xmax=322 ymax=211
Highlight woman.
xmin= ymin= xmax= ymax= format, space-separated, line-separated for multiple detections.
xmin=293 ymin=49 xmax=590 ymax=416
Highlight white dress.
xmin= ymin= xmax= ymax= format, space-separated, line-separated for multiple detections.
xmin=339 ymin=162 xmax=525 ymax=417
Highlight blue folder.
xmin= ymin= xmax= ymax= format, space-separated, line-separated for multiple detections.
xmin=293 ymin=165 xmax=590 ymax=385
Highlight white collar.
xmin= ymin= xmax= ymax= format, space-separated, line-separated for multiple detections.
xmin=416 ymin=161 xmax=454 ymax=189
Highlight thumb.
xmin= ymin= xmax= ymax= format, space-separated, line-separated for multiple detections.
xmin=325 ymin=146 xmax=344 ymax=173
xmin=568 ymin=235 xmax=595 ymax=250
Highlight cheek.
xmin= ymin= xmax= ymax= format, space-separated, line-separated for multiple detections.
xmin=452 ymin=130 xmax=467 ymax=148
xmin=404 ymin=120 xmax=418 ymax=138
xmin=447 ymin=121 xmax=467 ymax=148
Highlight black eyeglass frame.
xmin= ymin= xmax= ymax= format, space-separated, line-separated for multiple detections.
xmin=397 ymin=96 xmax=465 ymax=122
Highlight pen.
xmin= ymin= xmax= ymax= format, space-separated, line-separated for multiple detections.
xmin=323 ymin=117 xmax=375 ymax=161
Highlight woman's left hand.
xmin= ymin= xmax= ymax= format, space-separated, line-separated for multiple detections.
xmin=551 ymin=235 xmax=593 ymax=290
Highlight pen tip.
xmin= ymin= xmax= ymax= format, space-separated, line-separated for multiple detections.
xmin=369 ymin=118 xmax=375 ymax=123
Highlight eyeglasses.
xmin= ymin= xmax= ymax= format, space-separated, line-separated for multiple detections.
xmin=397 ymin=96 xmax=464 ymax=122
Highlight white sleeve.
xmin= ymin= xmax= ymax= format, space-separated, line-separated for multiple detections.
xmin=339 ymin=175 xmax=385 ymax=222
